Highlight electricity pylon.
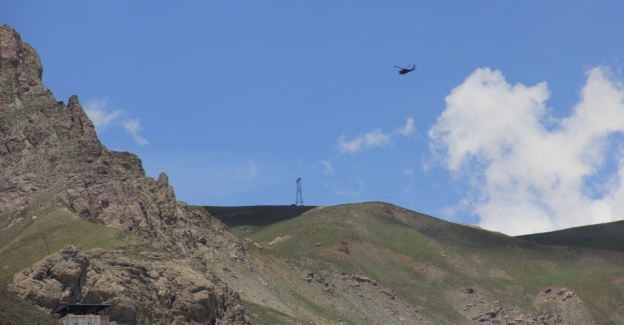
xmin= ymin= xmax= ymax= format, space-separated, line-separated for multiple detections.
xmin=295 ymin=177 xmax=303 ymax=206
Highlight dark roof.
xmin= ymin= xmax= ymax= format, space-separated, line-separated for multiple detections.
xmin=53 ymin=303 xmax=110 ymax=317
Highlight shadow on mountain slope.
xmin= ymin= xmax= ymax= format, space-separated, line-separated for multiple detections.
xmin=517 ymin=220 xmax=624 ymax=253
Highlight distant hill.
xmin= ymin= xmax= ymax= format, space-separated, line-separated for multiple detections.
xmin=203 ymin=202 xmax=624 ymax=324
xmin=517 ymin=219 xmax=624 ymax=253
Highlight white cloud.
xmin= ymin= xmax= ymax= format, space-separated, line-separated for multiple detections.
xmin=338 ymin=129 xmax=392 ymax=154
xmin=321 ymin=159 xmax=335 ymax=175
xmin=84 ymin=99 xmax=123 ymax=131
xmin=123 ymin=119 xmax=149 ymax=145
xmin=429 ymin=67 xmax=624 ymax=235
xmin=84 ymin=98 xmax=149 ymax=146
xmin=395 ymin=117 xmax=415 ymax=136
xmin=338 ymin=118 xmax=415 ymax=154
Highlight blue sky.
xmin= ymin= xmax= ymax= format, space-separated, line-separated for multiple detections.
xmin=4 ymin=1 xmax=624 ymax=235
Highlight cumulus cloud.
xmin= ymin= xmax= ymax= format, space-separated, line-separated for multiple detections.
xmin=338 ymin=129 xmax=392 ymax=154
xmin=395 ymin=117 xmax=415 ymax=136
xmin=84 ymin=98 xmax=149 ymax=145
xmin=429 ymin=67 xmax=624 ymax=235
xmin=337 ymin=117 xmax=415 ymax=154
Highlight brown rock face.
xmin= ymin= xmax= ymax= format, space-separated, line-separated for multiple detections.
xmin=0 ymin=24 xmax=176 ymax=237
xmin=10 ymin=246 xmax=249 ymax=325
xmin=1 ymin=25 xmax=252 ymax=325
xmin=0 ymin=24 xmax=236 ymax=248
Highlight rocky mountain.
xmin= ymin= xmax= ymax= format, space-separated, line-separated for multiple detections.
xmin=1 ymin=23 xmax=191 ymax=240
xmin=0 ymin=24 xmax=250 ymax=324
xmin=10 ymin=246 xmax=247 ymax=324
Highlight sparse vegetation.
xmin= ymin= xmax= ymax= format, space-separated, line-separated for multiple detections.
xmin=0 ymin=196 xmax=130 ymax=283
xmin=242 ymin=300 xmax=315 ymax=325
xmin=4 ymin=197 xmax=624 ymax=324
xmin=213 ymin=202 xmax=624 ymax=324
xmin=0 ymin=287 xmax=58 ymax=325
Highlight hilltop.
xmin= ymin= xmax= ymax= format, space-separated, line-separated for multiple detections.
xmin=206 ymin=202 xmax=624 ymax=324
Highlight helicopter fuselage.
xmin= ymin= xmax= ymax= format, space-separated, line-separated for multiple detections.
xmin=395 ymin=65 xmax=416 ymax=75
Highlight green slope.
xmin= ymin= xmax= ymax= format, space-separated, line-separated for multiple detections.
xmin=5 ymin=199 xmax=624 ymax=324
xmin=0 ymin=196 xmax=130 ymax=283
xmin=238 ymin=202 xmax=624 ymax=324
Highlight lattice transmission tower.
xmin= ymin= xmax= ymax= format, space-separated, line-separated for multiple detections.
xmin=295 ymin=177 xmax=303 ymax=206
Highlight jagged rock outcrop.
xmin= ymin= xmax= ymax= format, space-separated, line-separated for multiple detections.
xmin=1 ymin=24 xmax=252 ymax=324
xmin=0 ymin=24 xmax=192 ymax=239
xmin=10 ymin=246 xmax=248 ymax=325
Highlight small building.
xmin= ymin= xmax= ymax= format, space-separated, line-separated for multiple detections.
xmin=52 ymin=303 xmax=111 ymax=325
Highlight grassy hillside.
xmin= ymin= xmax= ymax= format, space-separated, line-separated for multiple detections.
xmin=4 ymin=200 xmax=624 ymax=324
xmin=517 ymin=220 xmax=624 ymax=252
xmin=0 ymin=195 xmax=130 ymax=283
xmin=229 ymin=202 xmax=624 ymax=324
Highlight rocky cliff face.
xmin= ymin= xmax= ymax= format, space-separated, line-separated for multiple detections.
xmin=0 ymin=24 xmax=202 ymax=239
xmin=0 ymin=25 xmax=251 ymax=325
xmin=10 ymin=246 xmax=247 ymax=324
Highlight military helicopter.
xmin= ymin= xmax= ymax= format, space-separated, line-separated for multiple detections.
xmin=394 ymin=64 xmax=416 ymax=75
